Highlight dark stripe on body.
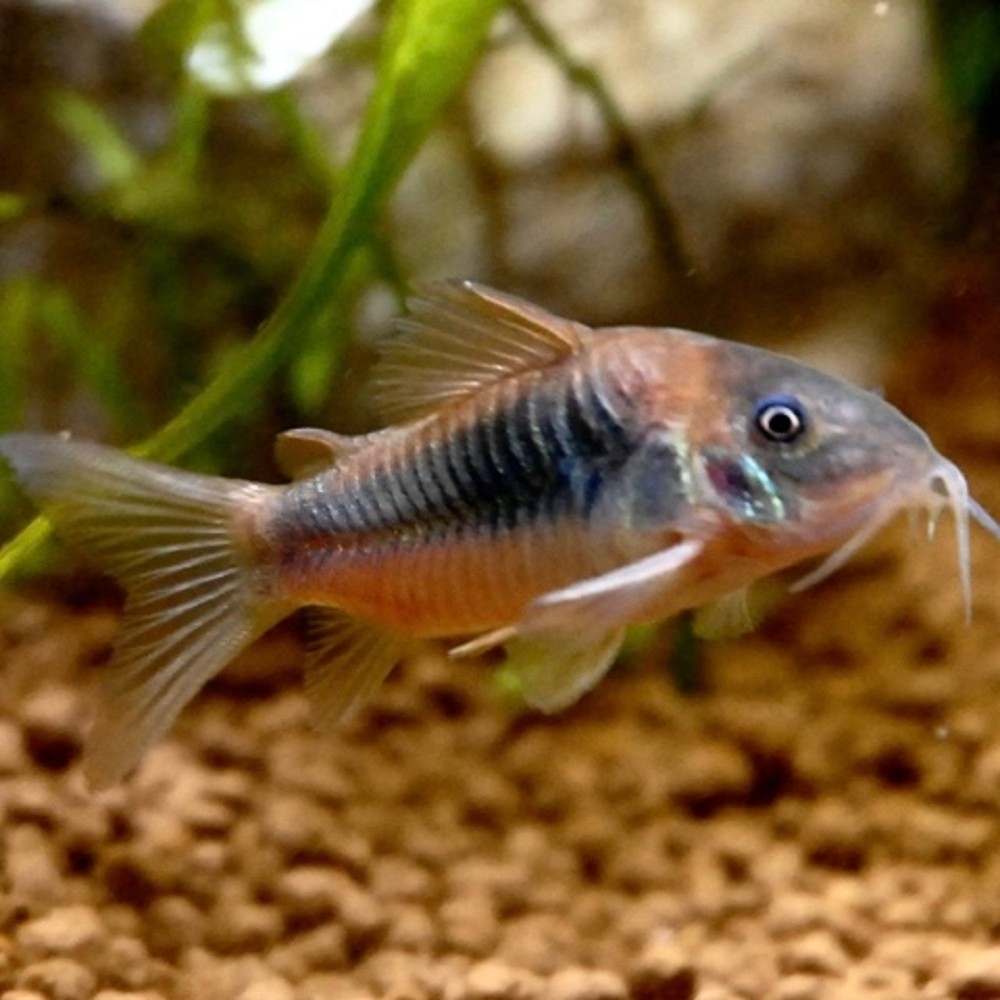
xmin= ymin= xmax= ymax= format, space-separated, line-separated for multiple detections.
xmin=272 ymin=369 xmax=641 ymax=557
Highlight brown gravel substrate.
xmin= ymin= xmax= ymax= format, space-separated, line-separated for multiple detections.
xmin=4 ymin=297 xmax=1000 ymax=1000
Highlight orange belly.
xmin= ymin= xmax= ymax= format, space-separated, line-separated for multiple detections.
xmin=275 ymin=518 xmax=649 ymax=637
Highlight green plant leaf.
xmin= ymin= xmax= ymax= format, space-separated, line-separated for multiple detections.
xmin=139 ymin=0 xmax=502 ymax=461
xmin=0 ymin=276 xmax=144 ymax=441
xmin=0 ymin=0 xmax=502 ymax=580
xmin=0 ymin=279 xmax=33 ymax=433
xmin=933 ymin=2 xmax=1000 ymax=121
xmin=49 ymin=91 xmax=142 ymax=190
xmin=39 ymin=284 xmax=146 ymax=435
xmin=0 ymin=193 xmax=27 ymax=223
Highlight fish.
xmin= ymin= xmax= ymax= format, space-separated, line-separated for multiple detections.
xmin=1 ymin=280 xmax=998 ymax=787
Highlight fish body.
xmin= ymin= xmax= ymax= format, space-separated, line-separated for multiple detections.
xmin=1 ymin=281 xmax=996 ymax=786
xmin=268 ymin=331 xmax=690 ymax=633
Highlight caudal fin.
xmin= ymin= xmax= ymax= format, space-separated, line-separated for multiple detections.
xmin=0 ymin=434 xmax=286 ymax=787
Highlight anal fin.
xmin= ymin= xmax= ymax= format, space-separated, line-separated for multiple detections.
xmin=451 ymin=540 xmax=704 ymax=713
xmin=303 ymin=608 xmax=409 ymax=731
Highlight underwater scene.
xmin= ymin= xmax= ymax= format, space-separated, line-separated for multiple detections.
xmin=1 ymin=2 xmax=1000 ymax=997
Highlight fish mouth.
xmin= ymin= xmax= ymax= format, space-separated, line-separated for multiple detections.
xmin=789 ymin=457 xmax=1000 ymax=621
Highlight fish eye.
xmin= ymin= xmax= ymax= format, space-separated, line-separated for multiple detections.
xmin=753 ymin=395 xmax=807 ymax=444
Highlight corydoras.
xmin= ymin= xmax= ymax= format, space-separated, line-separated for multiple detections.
xmin=2 ymin=281 xmax=997 ymax=786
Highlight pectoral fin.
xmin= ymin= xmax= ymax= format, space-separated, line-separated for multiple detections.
xmin=450 ymin=539 xmax=703 ymax=711
xmin=303 ymin=609 xmax=409 ymax=731
xmin=518 ymin=539 xmax=704 ymax=633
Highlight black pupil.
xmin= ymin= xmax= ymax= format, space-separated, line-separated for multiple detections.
xmin=756 ymin=400 xmax=804 ymax=442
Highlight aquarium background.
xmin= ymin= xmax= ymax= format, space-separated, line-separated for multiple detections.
xmin=2 ymin=2 xmax=1000 ymax=998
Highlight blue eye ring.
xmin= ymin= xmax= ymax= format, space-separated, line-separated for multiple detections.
xmin=753 ymin=394 xmax=807 ymax=443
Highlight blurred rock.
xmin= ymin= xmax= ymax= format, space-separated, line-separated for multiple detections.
xmin=15 ymin=905 xmax=105 ymax=962
xmin=15 ymin=956 xmax=98 ymax=1000
xmin=548 ymin=966 xmax=627 ymax=1000
xmin=384 ymin=0 xmax=955 ymax=380
xmin=19 ymin=684 xmax=84 ymax=772
xmin=629 ymin=941 xmax=697 ymax=1000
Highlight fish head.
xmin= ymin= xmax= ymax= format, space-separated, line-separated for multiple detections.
xmin=691 ymin=340 xmax=1000 ymax=614
xmin=698 ymin=342 xmax=932 ymax=537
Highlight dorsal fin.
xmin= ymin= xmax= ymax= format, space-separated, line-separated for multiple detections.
xmin=274 ymin=428 xmax=365 ymax=480
xmin=371 ymin=280 xmax=589 ymax=423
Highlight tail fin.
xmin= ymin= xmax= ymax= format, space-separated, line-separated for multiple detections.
xmin=0 ymin=434 xmax=287 ymax=788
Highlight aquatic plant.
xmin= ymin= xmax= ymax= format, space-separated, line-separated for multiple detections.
xmin=0 ymin=0 xmax=503 ymax=579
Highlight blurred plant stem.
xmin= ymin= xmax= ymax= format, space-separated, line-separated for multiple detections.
xmin=507 ymin=0 xmax=696 ymax=290
xmin=0 ymin=0 xmax=502 ymax=581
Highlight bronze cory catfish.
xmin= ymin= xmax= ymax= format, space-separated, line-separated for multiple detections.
xmin=2 ymin=281 xmax=997 ymax=786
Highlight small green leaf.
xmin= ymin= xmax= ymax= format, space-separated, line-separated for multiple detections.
xmin=49 ymin=92 xmax=142 ymax=189
xmin=932 ymin=2 xmax=1000 ymax=121
xmin=39 ymin=286 xmax=145 ymax=435
xmin=0 ymin=193 xmax=27 ymax=223
xmin=0 ymin=279 xmax=34 ymax=432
